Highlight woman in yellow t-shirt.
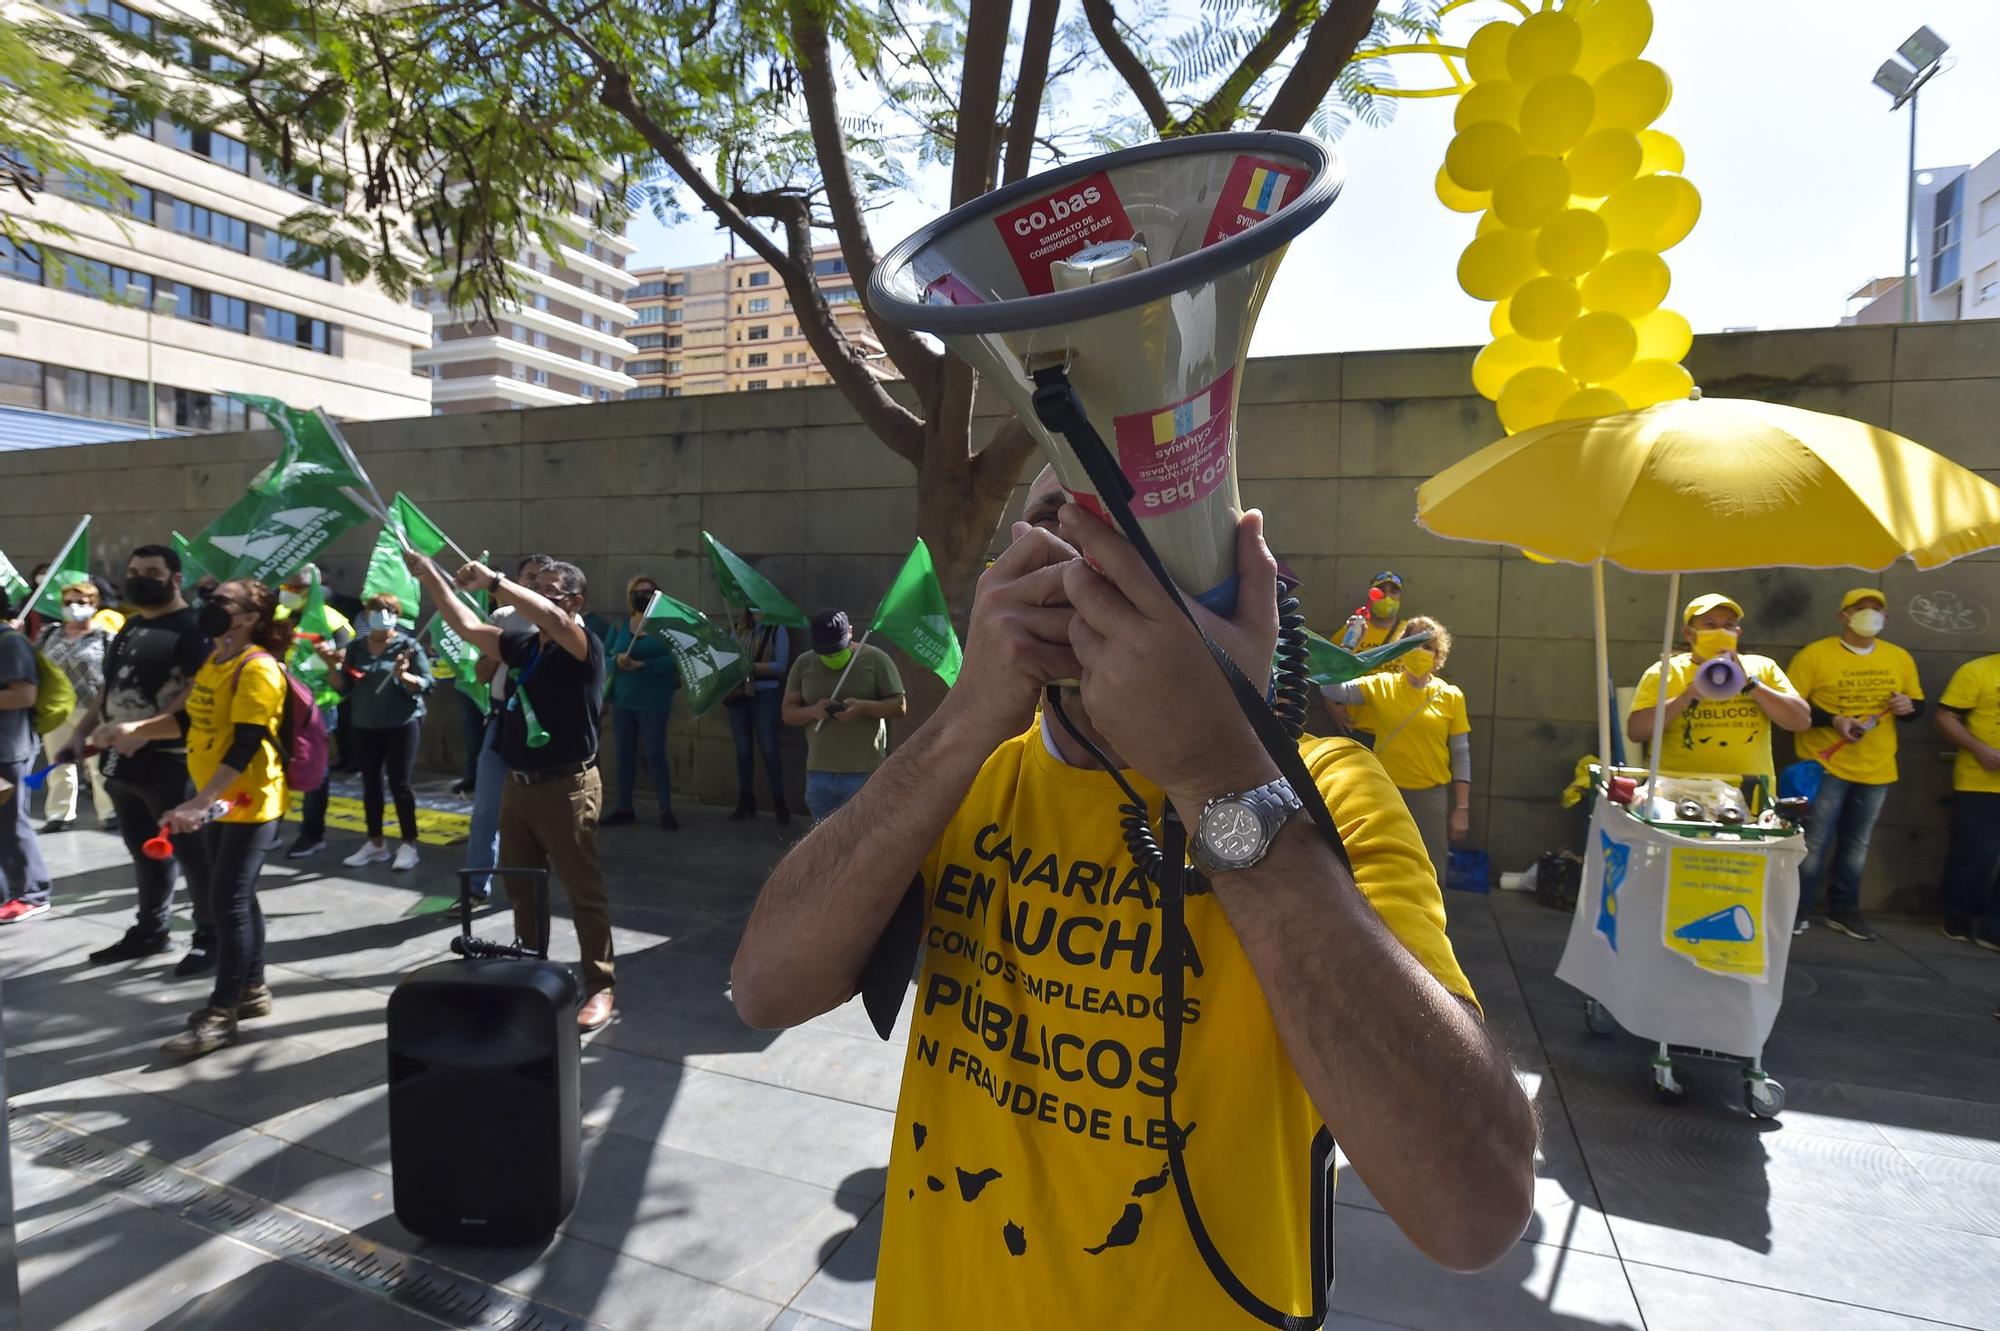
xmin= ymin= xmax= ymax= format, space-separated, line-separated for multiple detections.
xmin=103 ymin=578 xmax=291 ymax=1057
xmin=1320 ymin=616 xmax=1471 ymax=881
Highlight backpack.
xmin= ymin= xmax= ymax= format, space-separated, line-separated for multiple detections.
xmin=233 ymin=650 xmax=329 ymax=792
xmin=5 ymin=626 xmax=75 ymax=736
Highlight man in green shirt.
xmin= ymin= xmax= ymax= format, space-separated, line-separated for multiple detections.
xmin=784 ymin=609 xmax=907 ymax=821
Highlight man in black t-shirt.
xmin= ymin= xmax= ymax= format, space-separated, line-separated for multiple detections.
xmin=76 ymin=543 xmax=217 ymax=971
xmin=409 ymin=549 xmax=615 ymax=1033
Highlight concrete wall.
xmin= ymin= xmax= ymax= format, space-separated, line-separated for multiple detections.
xmin=1 ymin=321 xmax=1994 ymax=910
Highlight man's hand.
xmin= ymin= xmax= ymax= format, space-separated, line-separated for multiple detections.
xmin=616 ymin=652 xmax=639 ymax=672
xmin=1449 ymin=807 xmax=1471 ymax=842
xmin=164 ymin=798 xmax=211 ymax=834
xmin=1976 ymin=742 xmax=2000 ymax=774
xmin=1059 ymin=504 xmax=1278 ymax=800
xmin=312 ymin=639 xmax=343 ymax=665
xmin=934 ymin=522 xmax=1082 ymax=750
xmin=453 ymin=559 xmax=498 ymax=593
xmin=1889 ymin=692 xmax=1917 ymax=717
xmin=1832 ymin=715 xmax=1865 ymax=743
xmin=91 ymin=720 xmax=149 ymax=757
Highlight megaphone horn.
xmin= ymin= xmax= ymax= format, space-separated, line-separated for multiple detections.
xmin=868 ymin=133 xmax=1342 ymax=613
xmin=1692 ymin=655 xmax=1747 ymax=700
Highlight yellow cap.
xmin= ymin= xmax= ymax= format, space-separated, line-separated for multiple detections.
xmin=1840 ymin=587 xmax=1887 ymax=612
xmin=1683 ymin=592 xmax=1744 ymax=625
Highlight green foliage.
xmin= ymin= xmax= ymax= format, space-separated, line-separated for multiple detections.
xmin=0 ymin=12 xmax=133 ymax=247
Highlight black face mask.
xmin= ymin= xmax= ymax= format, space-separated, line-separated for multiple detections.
xmin=197 ymin=601 xmax=235 ymax=638
xmin=126 ymin=575 xmax=173 ymax=608
xmin=630 ymin=592 xmax=651 ymax=610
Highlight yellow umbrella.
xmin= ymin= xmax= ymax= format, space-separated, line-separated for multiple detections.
xmin=1417 ymin=393 xmax=2000 ymax=572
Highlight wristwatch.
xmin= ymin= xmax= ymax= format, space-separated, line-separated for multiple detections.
xmin=1190 ymin=776 xmax=1304 ymax=875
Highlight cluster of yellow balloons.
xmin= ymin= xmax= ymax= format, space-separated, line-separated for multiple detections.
xmin=1435 ymin=0 xmax=1699 ymax=434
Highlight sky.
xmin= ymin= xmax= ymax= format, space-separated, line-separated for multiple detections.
xmin=623 ymin=1 xmax=2000 ymax=357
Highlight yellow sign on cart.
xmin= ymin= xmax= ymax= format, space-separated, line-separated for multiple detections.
xmin=1662 ymin=846 xmax=1768 ymax=982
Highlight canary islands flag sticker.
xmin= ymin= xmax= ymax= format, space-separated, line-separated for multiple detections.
xmin=1663 ymin=846 xmax=1769 ymax=982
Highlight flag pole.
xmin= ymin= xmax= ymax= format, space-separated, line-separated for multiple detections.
xmin=17 ymin=515 xmax=90 ymax=623
xmin=814 ymin=630 xmax=872 ymax=733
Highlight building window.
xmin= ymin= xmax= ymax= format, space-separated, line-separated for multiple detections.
xmin=629 ymin=385 xmax=663 ymax=399
xmin=747 ymin=352 xmax=769 ymax=368
xmin=667 ymin=280 xmax=686 ymax=296
xmin=667 ymin=360 xmax=682 ymax=374
xmin=783 ymin=324 xmax=796 ymax=337
xmin=668 ymin=387 xmax=682 ymax=397
xmin=531 ymin=292 xmax=550 ymax=311
xmin=634 ymin=280 xmax=668 ymax=299
xmin=1978 ymin=262 xmax=1999 ymax=304
xmin=1980 ymin=190 xmax=2000 ymax=236
xmin=631 ymin=304 xmax=663 ymax=324
xmin=666 ymin=308 xmax=682 ymax=323
xmin=1931 ymin=176 xmax=1964 ymax=293
xmin=667 ymin=334 xmax=682 ymax=349
xmin=813 ymin=256 xmax=848 ymax=277
xmin=257 ymin=307 xmax=338 ymax=354
xmin=168 ymin=387 xmax=251 ymax=431
xmin=626 ymin=359 xmax=665 ymax=375
xmin=748 ymin=271 xmax=771 ymax=287
xmin=631 ymin=333 xmax=666 ymax=350
xmin=530 ymin=368 xmax=548 ymax=385
xmin=168 ymin=198 xmax=249 ymax=252
xmin=747 ymin=296 xmax=771 ymax=314
xmin=166 ymin=123 xmax=250 ymax=173
xmin=0 ymin=239 xmax=43 ymax=284
xmin=747 ymin=325 xmax=770 ymax=341
xmin=80 ymin=0 xmax=153 ymax=38
xmin=0 ymin=354 xmax=41 ymax=409
xmin=746 ymin=379 xmax=768 ymax=390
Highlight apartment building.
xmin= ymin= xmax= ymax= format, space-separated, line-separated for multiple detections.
xmin=624 ymin=245 xmax=892 ymax=398
xmin=1844 ymin=146 xmax=2000 ymax=325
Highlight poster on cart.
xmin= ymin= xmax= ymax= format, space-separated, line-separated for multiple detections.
xmin=1663 ymin=846 xmax=1770 ymax=983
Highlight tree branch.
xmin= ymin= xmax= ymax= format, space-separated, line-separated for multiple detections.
xmin=949 ymin=0 xmax=1012 ymax=208
xmin=1174 ymin=0 xmax=1313 ymax=136
xmin=1257 ymin=0 xmax=1376 ymax=133
xmin=1080 ymin=0 xmax=1170 ymax=132
xmin=1001 ymin=0 xmax=1059 ymax=184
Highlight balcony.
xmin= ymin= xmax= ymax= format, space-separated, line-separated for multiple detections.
xmin=425 ymin=300 xmax=635 ymax=360
xmin=428 ymin=374 xmax=588 ymax=408
xmin=504 ymin=260 xmax=637 ymax=325
xmin=414 ymin=333 xmax=637 ymax=394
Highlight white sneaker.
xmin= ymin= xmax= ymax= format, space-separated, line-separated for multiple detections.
xmin=392 ymin=843 xmax=420 ymax=872
xmin=342 ymin=843 xmax=393 ymax=868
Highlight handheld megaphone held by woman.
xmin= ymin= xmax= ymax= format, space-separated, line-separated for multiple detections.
xmin=1692 ymin=654 xmax=1747 ymax=700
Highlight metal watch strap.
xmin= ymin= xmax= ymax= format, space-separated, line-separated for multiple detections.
xmin=1195 ymin=776 xmax=1303 ymax=873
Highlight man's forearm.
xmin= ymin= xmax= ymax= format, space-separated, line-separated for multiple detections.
xmin=416 ymin=562 xmax=499 ymax=653
xmin=1751 ymin=684 xmax=1810 ymax=731
xmin=733 ymin=702 xmax=993 ymax=1029
xmin=0 ymin=680 xmax=35 ymax=711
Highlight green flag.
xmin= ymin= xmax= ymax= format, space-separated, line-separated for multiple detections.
xmin=390 ymin=492 xmax=454 ymax=559
xmin=286 ymin=568 xmax=341 ymax=707
xmin=869 ymin=538 xmax=961 ymax=687
xmin=187 ymin=485 xmax=369 ymax=586
xmin=700 ymin=531 xmax=807 ymax=628
xmin=1302 ymin=629 xmax=1433 ymax=686
xmin=233 ymin=395 xmax=370 ymax=498
xmin=170 ymin=531 xmax=210 ymax=583
xmin=0 ymin=551 xmax=29 ymax=608
xmin=31 ymin=519 xmax=91 ymax=618
xmin=361 ymin=523 xmax=420 ymax=625
xmin=429 ymin=590 xmax=491 ymax=715
xmin=641 ymin=592 xmax=750 ymax=717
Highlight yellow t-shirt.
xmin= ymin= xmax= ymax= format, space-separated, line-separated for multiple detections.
xmin=1346 ymin=673 xmax=1471 ymax=790
xmin=1940 ymin=654 xmax=2000 ymax=794
xmin=1785 ymin=637 xmax=1923 ymax=785
xmin=871 ymin=729 xmax=1475 ymax=1331
xmin=1630 ymin=653 xmax=1800 ymax=780
xmin=183 ymin=649 xmax=288 ymax=823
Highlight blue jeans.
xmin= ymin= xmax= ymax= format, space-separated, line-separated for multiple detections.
xmin=1 ymin=756 xmax=54 ymax=907
xmin=1798 ymin=773 xmax=1890 ymax=919
xmin=464 ymin=715 xmax=509 ymax=898
xmin=726 ymin=691 xmax=785 ymax=808
xmin=1941 ymin=790 xmax=2000 ymax=941
xmin=804 ymin=770 xmax=870 ymax=823
xmin=612 ymin=705 xmax=672 ymax=815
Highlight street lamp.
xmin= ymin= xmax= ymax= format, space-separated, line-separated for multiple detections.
xmin=1872 ymin=25 xmax=1950 ymax=324
xmin=121 ymin=282 xmax=179 ymax=438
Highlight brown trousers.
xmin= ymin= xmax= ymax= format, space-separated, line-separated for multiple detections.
xmin=498 ymin=766 xmax=613 ymax=996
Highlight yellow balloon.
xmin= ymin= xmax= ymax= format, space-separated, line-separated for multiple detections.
xmin=1600 ymin=173 xmax=1701 ymax=251
xmin=1633 ymin=307 xmax=1692 ymax=363
xmin=1454 ymin=80 xmax=1523 ymax=132
xmin=1435 ymin=164 xmax=1488 ymax=214
xmin=1556 ymin=387 xmax=1629 ymax=420
xmin=1604 ymin=357 xmax=1694 ymax=408
xmin=1506 ymin=12 xmax=1582 ymax=85
xmin=1490 ymin=297 xmax=1514 ymax=340
xmin=1511 ymin=275 xmax=1582 ymax=341
xmin=1576 ymin=0 xmax=1652 ymax=80
xmin=1464 ymin=20 xmax=1514 ymax=85
xmin=1457 ymin=227 xmax=1541 ymax=301
xmin=1476 ymin=209 xmax=1507 ymax=236
xmin=1581 ymin=248 xmax=1670 ymax=317
xmin=1492 ymin=154 xmax=1570 ymax=229
xmin=1518 ymin=74 xmax=1595 ymax=154
xmin=1498 ymin=365 xmax=1580 ymax=433
xmin=1536 ymin=208 xmax=1610 ymax=277
xmin=1637 ymin=128 xmax=1684 ymax=176
xmin=1560 ymin=310 xmax=1638 ymax=382
xmin=1565 ymin=127 xmax=1642 ymax=198
xmin=1471 ymin=334 xmax=1559 ymax=400
xmin=1592 ymin=59 xmax=1671 ymax=131
xmin=1445 ymin=121 xmax=1524 ymax=192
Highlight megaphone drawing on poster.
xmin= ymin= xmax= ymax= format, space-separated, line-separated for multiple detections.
xmin=868 ymin=133 xmax=1341 ymax=613
xmin=1672 ymin=904 xmax=1756 ymax=944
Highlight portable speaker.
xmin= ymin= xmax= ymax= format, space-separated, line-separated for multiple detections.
xmin=388 ymin=870 xmax=582 ymax=1244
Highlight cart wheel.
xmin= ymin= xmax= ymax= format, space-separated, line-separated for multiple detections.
xmin=1651 ymin=1058 xmax=1685 ymax=1106
xmin=1582 ymin=999 xmax=1617 ymax=1036
xmin=1744 ymin=1074 xmax=1786 ymax=1119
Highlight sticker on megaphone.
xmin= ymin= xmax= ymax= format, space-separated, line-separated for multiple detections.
xmin=1672 ymin=904 xmax=1757 ymax=944
xmin=1693 ymin=655 xmax=1747 ymax=700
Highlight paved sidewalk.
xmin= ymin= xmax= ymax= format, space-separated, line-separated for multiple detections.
xmin=6 ymin=806 xmax=2000 ymax=1330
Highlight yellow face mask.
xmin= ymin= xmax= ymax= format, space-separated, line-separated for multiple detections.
xmin=1401 ymin=648 xmax=1437 ymax=678
xmin=1692 ymin=627 xmax=1739 ymax=659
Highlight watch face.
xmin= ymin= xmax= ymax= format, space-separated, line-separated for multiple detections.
xmin=1201 ymin=801 xmax=1265 ymax=867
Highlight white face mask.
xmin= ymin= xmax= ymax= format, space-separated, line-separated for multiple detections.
xmin=1847 ymin=608 xmax=1885 ymax=638
xmin=63 ymin=603 xmax=94 ymax=623
xmin=363 ymin=611 xmax=397 ymax=633
xmin=279 ymin=589 xmax=305 ymax=609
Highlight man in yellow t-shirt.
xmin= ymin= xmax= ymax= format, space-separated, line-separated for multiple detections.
xmin=1336 ymin=569 xmax=1408 ymax=652
xmin=1784 ymin=589 xmax=1922 ymax=941
xmin=1627 ymin=592 xmax=1810 ymax=783
xmin=1937 ymin=652 xmax=2000 ymax=949
xmin=733 ymin=469 xmax=1537 ymax=1329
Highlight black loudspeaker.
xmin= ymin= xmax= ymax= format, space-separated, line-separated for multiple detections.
xmin=388 ymin=869 xmax=582 ymax=1244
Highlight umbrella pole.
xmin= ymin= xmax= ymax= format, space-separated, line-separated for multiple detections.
xmin=1592 ymin=561 xmax=1612 ymax=780
xmin=1645 ymin=573 xmax=1681 ymax=794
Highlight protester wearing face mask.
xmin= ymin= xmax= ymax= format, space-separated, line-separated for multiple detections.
xmin=783 ymin=609 xmax=907 ymax=822
xmin=600 ymin=575 xmax=681 ymax=831
xmin=1628 ymin=593 xmax=1810 ymax=783
xmin=1320 ymin=616 xmax=1471 ymax=881
xmin=331 ymin=594 xmax=433 ymax=872
xmin=100 ymin=579 xmax=293 ymax=1056
xmin=725 ymin=607 xmax=791 ymax=824
xmin=275 ymin=564 xmax=352 ymax=860
xmin=34 ymin=582 xmax=116 ymax=834
xmin=0 ymin=590 xmax=55 ymax=926
xmin=1784 ymin=590 xmax=1923 ymax=941
xmin=1338 ymin=570 xmax=1409 ymax=653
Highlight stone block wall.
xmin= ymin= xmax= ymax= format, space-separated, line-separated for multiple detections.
xmin=2 ymin=320 xmax=1993 ymax=910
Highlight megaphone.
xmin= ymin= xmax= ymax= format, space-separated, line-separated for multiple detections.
xmin=869 ymin=133 xmax=1341 ymax=611
xmin=1692 ymin=654 xmax=1747 ymax=700
xmin=1673 ymin=904 xmax=1757 ymax=944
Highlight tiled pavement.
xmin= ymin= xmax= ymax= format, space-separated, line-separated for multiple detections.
xmin=6 ymin=804 xmax=2000 ymax=1330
